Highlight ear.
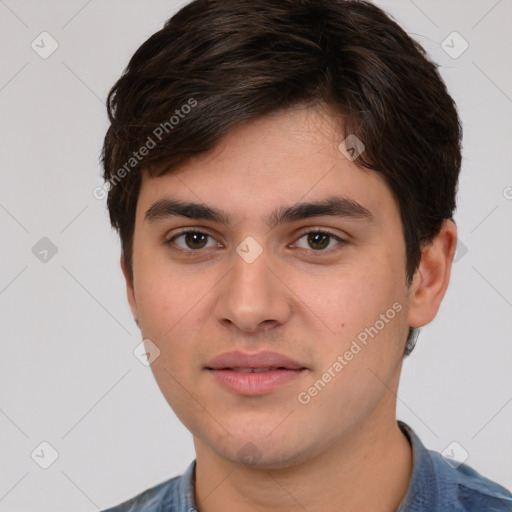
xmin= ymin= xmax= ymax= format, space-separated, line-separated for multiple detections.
xmin=407 ymin=219 xmax=457 ymax=329
xmin=120 ymin=253 xmax=139 ymax=326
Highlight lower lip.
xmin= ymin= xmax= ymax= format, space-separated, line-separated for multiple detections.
xmin=207 ymin=368 xmax=306 ymax=396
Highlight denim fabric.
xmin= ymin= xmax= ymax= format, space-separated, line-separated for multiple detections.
xmin=102 ymin=421 xmax=512 ymax=511
xmin=102 ymin=458 xmax=196 ymax=512
xmin=395 ymin=422 xmax=512 ymax=512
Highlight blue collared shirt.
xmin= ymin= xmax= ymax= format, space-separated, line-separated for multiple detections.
xmin=103 ymin=421 xmax=512 ymax=511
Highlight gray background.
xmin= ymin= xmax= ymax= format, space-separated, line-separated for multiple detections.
xmin=0 ymin=0 xmax=511 ymax=510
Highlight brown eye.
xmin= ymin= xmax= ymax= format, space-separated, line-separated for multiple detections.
xmin=307 ymin=232 xmax=330 ymax=250
xmin=183 ymin=232 xmax=208 ymax=249
xmin=295 ymin=231 xmax=345 ymax=251
xmin=169 ymin=231 xmax=216 ymax=251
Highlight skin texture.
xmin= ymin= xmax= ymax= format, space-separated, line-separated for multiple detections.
xmin=122 ymin=105 xmax=457 ymax=512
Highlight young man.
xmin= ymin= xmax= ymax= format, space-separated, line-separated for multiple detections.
xmin=101 ymin=1 xmax=512 ymax=510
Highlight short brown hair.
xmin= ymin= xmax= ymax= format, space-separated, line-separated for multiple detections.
xmin=101 ymin=0 xmax=462 ymax=354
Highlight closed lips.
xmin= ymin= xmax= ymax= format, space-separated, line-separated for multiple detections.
xmin=205 ymin=351 xmax=308 ymax=396
xmin=205 ymin=350 xmax=307 ymax=371
xmin=221 ymin=367 xmax=296 ymax=372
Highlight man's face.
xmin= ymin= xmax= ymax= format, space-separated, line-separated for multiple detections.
xmin=126 ymin=106 xmax=413 ymax=468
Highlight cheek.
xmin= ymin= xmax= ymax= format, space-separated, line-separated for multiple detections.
xmin=295 ymin=265 xmax=387 ymax=329
xmin=133 ymin=248 xmax=199 ymax=336
xmin=135 ymin=270 xmax=203 ymax=415
xmin=133 ymin=258 xmax=211 ymax=375
xmin=296 ymin=262 xmax=407 ymax=360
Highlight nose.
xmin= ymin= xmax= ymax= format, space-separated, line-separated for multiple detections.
xmin=214 ymin=247 xmax=292 ymax=335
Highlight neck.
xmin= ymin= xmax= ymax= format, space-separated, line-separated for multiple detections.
xmin=193 ymin=415 xmax=412 ymax=512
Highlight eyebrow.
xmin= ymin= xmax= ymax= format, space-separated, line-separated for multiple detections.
xmin=144 ymin=196 xmax=374 ymax=228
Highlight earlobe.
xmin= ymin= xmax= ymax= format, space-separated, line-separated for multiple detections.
xmin=407 ymin=219 xmax=457 ymax=329
xmin=120 ymin=254 xmax=139 ymax=324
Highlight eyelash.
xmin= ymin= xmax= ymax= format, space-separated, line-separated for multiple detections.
xmin=165 ymin=228 xmax=347 ymax=256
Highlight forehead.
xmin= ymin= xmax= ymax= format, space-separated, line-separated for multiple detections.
xmin=136 ymin=106 xmax=398 ymax=227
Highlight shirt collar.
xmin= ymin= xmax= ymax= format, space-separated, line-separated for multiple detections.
xmin=167 ymin=421 xmax=436 ymax=512
xmin=396 ymin=420 xmax=439 ymax=511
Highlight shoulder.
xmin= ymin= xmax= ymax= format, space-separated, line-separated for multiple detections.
xmin=101 ymin=475 xmax=179 ymax=512
xmin=398 ymin=421 xmax=512 ymax=512
xmin=429 ymin=450 xmax=512 ymax=511
xmin=101 ymin=460 xmax=197 ymax=512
